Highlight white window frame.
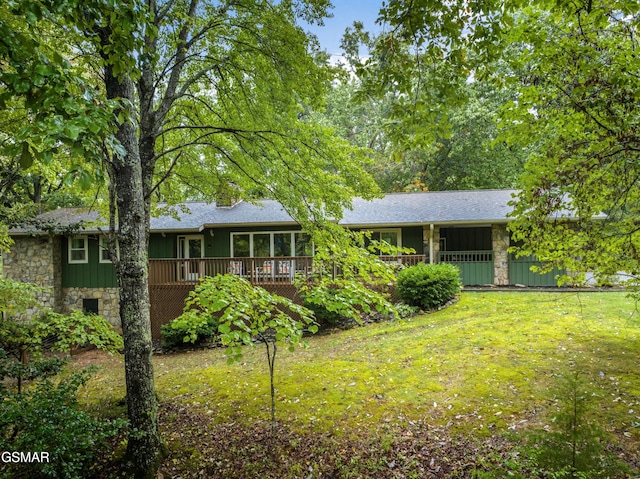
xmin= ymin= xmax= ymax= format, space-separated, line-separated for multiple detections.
xmin=99 ymin=236 xmax=119 ymax=263
xmin=369 ymin=228 xmax=403 ymax=252
xmin=177 ymin=235 xmax=205 ymax=259
xmin=230 ymin=231 xmax=312 ymax=257
xmin=68 ymin=235 xmax=88 ymax=264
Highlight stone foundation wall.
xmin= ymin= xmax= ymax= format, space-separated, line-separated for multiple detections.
xmin=3 ymin=236 xmax=61 ymax=318
xmin=60 ymin=287 xmax=121 ymax=327
xmin=491 ymin=224 xmax=510 ymax=285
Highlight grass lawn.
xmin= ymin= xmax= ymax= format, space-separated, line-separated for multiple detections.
xmin=75 ymin=291 xmax=640 ymax=478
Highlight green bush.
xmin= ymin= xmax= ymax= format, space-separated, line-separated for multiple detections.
xmin=0 ymin=369 xmax=124 ymax=479
xmin=396 ymin=263 xmax=462 ymax=310
xmin=298 ymin=278 xmax=397 ymax=327
xmin=161 ymin=310 xmax=219 ymax=349
xmin=302 ymin=289 xmax=348 ymax=327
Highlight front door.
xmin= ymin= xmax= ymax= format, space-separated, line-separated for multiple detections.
xmin=178 ymin=235 xmax=204 ymax=280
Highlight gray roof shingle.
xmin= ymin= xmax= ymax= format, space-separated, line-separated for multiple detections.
xmin=10 ymin=189 xmax=520 ymax=235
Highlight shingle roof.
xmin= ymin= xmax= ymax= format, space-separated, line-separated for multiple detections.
xmin=343 ymin=189 xmax=517 ymax=226
xmin=10 ymin=189 xmax=520 ymax=235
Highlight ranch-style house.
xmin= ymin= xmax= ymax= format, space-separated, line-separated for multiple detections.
xmin=4 ymin=189 xmax=563 ymax=338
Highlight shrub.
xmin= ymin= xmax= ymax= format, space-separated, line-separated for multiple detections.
xmin=34 ymin=310 xmax=123 ymax=354
xmin=298 ymin=278 xmax=397 ymax=327
xmin=396 ymin=263 xmax=462 ymax=310
xmin=301 ymin=289 xmax=349 ymax=327
xmin=161 ymin=310 xmax=219 ymax=349
xmin=0 ymin=369 xmax=125 ymax=479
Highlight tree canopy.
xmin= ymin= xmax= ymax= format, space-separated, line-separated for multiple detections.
xmin=348 ymin=0 xmax=640 ymax=283
xmin=2 ymin=1 xmax=381 ymax=476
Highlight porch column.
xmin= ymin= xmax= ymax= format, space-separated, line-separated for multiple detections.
xmin=422 ymin=224 xmax=440 ymax=263
xmin=491 ymin=224 xmax=510 ymax=285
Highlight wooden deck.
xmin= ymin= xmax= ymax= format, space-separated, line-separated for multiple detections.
xmin=147 ymin=255 xmax=426 ymax=340
xmin=148 ymin=255 xmax=426 ymax=286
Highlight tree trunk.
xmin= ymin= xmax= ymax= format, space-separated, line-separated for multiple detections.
xmin=104 ymin=65 xmax=165 ymax=479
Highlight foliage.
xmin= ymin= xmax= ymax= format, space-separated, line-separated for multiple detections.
xmin=322 ymin=75 xmax=529 ymax=193
xmin=310 ymin=225 xmax=408 ymax=286
xmin=298 ymin=277 xmax=397 ymax=326
xmin=161 ymin=310 xmax=219 ymax=349
xmin=393 ymin=302 xmax=420 ymax=319
xmin=33 ymin=310 xmax=123 ymax=354
xmin=396 ymin=262 xmax=462 ymax=310
xmin=178 ymin=274 xmax=318 ymax=436
xmin=526 ymin=368 xmax=624 ymax=478
xmin=0 ymin=305 xmax=122 ymax=394
xmin=504 ymin=3 xmax=640 ymax=286
xmin=348 ymin=0 xmax=640 ymax=286
xmin=0 ymin=368 xmax=125 ymax=479
xmin=0 ymin=348 xmax=66 ymax=396
xmin=179 ymin=274 xmax=317 ymax=361
xmin=294 ymin=225 xmax=403 ymax=327
xmin=0 ymin=277 xmax=43 ymax=317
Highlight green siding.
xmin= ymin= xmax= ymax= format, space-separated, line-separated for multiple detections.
xmin=61 ymin=237 xmax=118 ymax=288
xmin=509 ymin=254 xmax=563 ymax=286
xmin=439 ymin=251 xmax=494 ymax=286
xmin=440 ymin=227 xmax=491 ymax=251
xmin=149 ymin=233 xmax=176 ymax=258
xmin=401 ymin=226 xmax=423 ymax=254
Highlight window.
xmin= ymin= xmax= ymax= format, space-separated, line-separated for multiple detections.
xmin=177 ymin=235 xmax=204 ymax=259
xmin=253 ymin=233 xmax=270 ymax=257
xmin=368 ymin=229 xmax=402 ymax=254
xmin=82 ymin=298 xmax=99 ymax=315
xmin=294 ymin=232 xmax=313 ymax=256
xmin=68 ymin=236 xmax=88 ymax=264
xmin=231 ymin=231 xmax=313 ymax=257
xmin=99 ymin=236 xmax=119 ymax=263
xmin=232 ymin=234 xmax=250 ymax=257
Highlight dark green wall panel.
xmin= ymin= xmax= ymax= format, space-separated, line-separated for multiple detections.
xmin=440 ymin=227 xmax=492 ymax=251
xmin=149 ymin=233 xmax=175 ymax=258
xmin=402 ymin=226 xmax=423 ymax=254
xmin=61 ymin=237 xmax=117 ymax=288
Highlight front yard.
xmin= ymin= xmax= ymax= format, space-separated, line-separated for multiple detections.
xmin=76 ymin=292 xmax=640 ymax=478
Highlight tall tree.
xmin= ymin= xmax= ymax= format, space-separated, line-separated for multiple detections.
xmin=503 ymin=3 xmax=640 ymax=283
xmin=348 ymin=0 xmax=640 ymax=282
xmin=322 ymin=77 xmax=528 ymax=192
xmin=3 ymin=1 xmax=379 ymax=477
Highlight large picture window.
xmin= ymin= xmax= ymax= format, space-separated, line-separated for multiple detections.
xmin=231 ymin=231 xmax=313 ymax=257
xmin=68 ymin=236 xmax=88 ymax=264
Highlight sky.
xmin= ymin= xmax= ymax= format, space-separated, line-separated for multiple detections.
xmin=303 ymin=0 xmax=385 ymax=57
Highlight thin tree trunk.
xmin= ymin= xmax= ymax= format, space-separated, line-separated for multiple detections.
xmin=104 ymin=63 xmax=165 ymax=479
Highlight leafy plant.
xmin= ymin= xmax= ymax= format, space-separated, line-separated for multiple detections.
xmin=0 ymin=307 xmax=122 ymax=395
xmin=396 ymin=262 xmax=462 ymax=310
xmin=161 ymin=310 xmax=219 ymax=349
xmin=33 ymin=310 xmax=123 ymax=354
xmin=176 ymin=274 xmax=318 ymax=436
xmin=0 ymin=277 xmax=43 ymax=317
xmin=0 ymin=368 xmax=125 ymax=479
xmin=298 ymin=277 xmax=397 ymax=326
xmin=526 ymin=369 xmax=625 ymax=479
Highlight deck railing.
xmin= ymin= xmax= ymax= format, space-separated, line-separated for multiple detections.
xmin=148 ymin=254 xmax=426 ymax=286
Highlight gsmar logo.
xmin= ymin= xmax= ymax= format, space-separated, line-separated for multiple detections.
xmin=1 ymin=451 xmax=50 ymax=463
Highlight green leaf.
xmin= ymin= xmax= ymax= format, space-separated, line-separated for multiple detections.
xmin=19 ymin=142 xmax=33 ymax=169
